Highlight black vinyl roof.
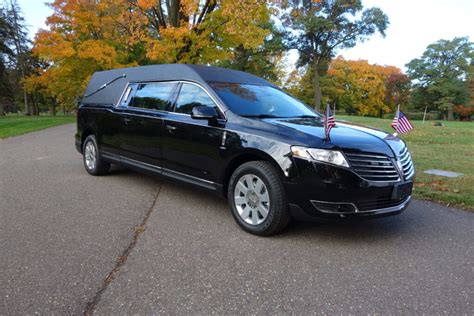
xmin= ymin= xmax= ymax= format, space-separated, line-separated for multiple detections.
xmin=81 ymin=64 xmax=276 ymax=106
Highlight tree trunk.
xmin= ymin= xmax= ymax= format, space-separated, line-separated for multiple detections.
xmin=52 ymin=98 xmax=56 ymax=116
xmin=313 ymin=60 xmax=322 ymax=111
xmin=167 ymin=0 xmax=180 ymax=27
xmin=22 ymin=89 xmax=29 ymax=115
xmin=32 ymin=97 xmax=39 ymax=115
xmin=234 ymin=45 xmax=248 ymax=71
xmin=447 ymin=107 xmax=454 ymax=121
xmin=0 ymin=103 xmax=5 ymax=115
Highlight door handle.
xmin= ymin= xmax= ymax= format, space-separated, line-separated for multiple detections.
xmin=165 ymin=125 xmax=177 ymax=132
xmin=123 ymin=117 xmax=132 ymax=125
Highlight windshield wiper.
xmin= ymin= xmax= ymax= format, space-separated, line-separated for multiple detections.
xmin=288 ymin=115 xmax=320 ymax=118
xmin=241 ymin=114 xmax=286 ymax=119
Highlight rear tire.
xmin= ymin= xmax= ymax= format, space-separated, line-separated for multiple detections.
xmin=228 ymin=161 xmax=290 ymax=236
xmin=83 ymin=135 xmax=110 ymax=176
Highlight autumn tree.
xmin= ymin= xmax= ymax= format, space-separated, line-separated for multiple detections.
xmin=284 ymin=66 xmax=318 ymax=106
xmin=384 ymin=72 xmax=411 ymax=111
xmin=279 ymin=0 xmax=388 ymax=110
xmin=215 ymin=21 xmax=286 ymax=83
xmin=321 ymin=57 xmax=402 ymax=116
xmin=139 ymin=0 xmax=270 ymax=63
xmin=453 ymin=70 xmax=474 ymax=120
xmin=28 ymin=0 xmax=271 ymax=111
xmin=27 ymin=0 xmax=150 ymax=110
xmin=406 ymin=37 xmax=473 ymax=120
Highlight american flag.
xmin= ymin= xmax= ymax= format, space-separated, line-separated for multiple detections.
xmin=391 ymin=105 xmax=414 ymax=134
xmin=324 ymin=104 xmax=336 ymax=139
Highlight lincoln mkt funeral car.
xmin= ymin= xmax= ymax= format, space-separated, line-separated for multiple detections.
xmin=76 ymin=64 xmax=414 ymax=235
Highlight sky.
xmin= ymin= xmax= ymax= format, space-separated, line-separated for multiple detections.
xmin=15 ymin=0 xmax=474 ymax=71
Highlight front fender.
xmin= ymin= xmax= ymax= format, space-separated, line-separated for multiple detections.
xmin=221 ymin=130 xmax=297 ymax=180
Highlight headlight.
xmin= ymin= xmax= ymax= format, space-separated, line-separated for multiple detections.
xmin=291 ymin=146 xmax=349 ymax=168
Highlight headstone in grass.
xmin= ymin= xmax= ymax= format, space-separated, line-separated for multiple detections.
xmin=424 ymin=169 xmax=463 ymax=178
xmin=432 ymin=122 xmax=444 ymax=126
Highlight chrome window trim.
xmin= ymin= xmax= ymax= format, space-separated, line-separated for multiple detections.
xmin=123 ymin=81 xmax=178 ymax=112
xmin=121 ymin=86 xmax=133 ymax=105
xmin=116 ymin=83 xmax=137 ymax=108
xmin=173 ymin=81 xmax=226 ymax=119
xmin=116 ymin=80 xmax=227 ymax=120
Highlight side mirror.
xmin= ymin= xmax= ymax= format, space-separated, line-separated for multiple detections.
xmin=191 ymin=106 xmax=218 ymax=120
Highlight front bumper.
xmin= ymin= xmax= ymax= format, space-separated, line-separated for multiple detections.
xmin=310 ymin=195 xmax=411 ymax=217
xmin=284 ymin=158 xmax=414 ymax=220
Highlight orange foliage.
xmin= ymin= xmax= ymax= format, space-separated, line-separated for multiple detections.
xmin=324 ymin=56 xmax=403 ymax=116
xmin=453 ymin=105 xmax=473 ymax=119
xmin=28 ymin=0 xmax=270 ymax=109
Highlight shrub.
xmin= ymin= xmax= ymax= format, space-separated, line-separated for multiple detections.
xmin=453 ymin=105 xmax=473 ymax=121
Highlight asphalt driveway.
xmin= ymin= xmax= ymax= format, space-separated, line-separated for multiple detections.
xmin=1 ymin=124 xmax=473 ymax=314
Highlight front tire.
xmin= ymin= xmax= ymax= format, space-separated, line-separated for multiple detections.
xmin=83 ymin=135 xmax=110 ymax=176
xmin=228 ymin=161 xmax=290 ymax=236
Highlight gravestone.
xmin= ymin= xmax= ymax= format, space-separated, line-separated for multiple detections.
xmin=424 ymin=169 xmax=463 ymax=178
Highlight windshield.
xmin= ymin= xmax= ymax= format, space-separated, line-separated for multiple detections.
xmin=210 ymin=83 xmax=320 ymax=118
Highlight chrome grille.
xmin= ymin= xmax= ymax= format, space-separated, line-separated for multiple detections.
xmin=398 ymin=147 xmax=415 ymax=180
xmin=345 ymin=152 xmax=400 ymax=182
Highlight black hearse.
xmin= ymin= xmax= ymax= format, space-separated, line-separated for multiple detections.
xmin=76 ymin=64 xmax=414 ymax=235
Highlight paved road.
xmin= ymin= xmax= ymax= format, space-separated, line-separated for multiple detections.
xmin=1 ymin=124 xmax=473 ymax=314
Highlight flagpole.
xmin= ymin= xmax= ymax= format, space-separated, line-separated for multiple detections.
xmin=324 ymin=104 xmax=328 ymax=141
xmin=392 ymin=104 xmax=400 ymax=136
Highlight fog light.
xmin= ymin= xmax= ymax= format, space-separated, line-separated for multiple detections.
xmin=311 ymin=201 xmax=357 ymax=214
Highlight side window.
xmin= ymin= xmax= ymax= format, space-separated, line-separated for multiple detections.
xmin=128 ymin=82 xmax=176 ymax=111
xmin=175 ymin=83 xmax=217 ymax=115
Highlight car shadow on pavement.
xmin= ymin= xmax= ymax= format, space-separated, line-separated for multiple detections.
xmin=284 ymin=217 xmax=410 ymax=242
xmin=144 ymin=172 xmax=414 ymax=243
xmin=107 ymin=164 xmax=131 ymax=175
xmin=106 ymin=168 xmax=415 ymax=244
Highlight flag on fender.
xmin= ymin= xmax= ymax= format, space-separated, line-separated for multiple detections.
xmin=324 ymin=104 xmax=336 ymax=140
xmin=391 ymin=105 xmax=414 ymax=134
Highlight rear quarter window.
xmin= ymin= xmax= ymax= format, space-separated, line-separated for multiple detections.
xmin=129 ymin=82 xmax=177 ymax=111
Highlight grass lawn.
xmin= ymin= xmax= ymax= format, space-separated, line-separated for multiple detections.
xmin=0 ymin=115 xmax=75 ymax=139
xmin=339 ymin=115 xmax=474 ymax=210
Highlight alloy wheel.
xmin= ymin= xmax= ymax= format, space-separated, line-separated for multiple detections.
xmin=84 ymin=141 xmax=97 ymax=170
xmin=233 ymin=174 xmax=270 ymax=225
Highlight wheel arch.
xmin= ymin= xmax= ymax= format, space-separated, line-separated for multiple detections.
xmin=220 ymin=149 xmax=288 ymax=198
xmin=81 ymin=129 xmax=95 ymax=151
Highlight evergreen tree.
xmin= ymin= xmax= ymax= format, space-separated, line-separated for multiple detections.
xmin=5 ymin=0 xmax=31 ymax=114
xmin=0 ymin=5 xmax=13 ymax=114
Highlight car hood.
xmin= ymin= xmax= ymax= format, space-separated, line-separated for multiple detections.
xmin=263 ymin=117 xmax=406 ymax=157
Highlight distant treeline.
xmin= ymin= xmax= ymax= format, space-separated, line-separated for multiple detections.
xmin=1 ymin=0 xmax=473 ymax=120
